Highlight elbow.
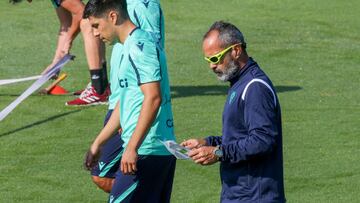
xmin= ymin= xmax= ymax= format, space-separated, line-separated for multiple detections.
xmin=153 ymin=94 xmax=162 ymax=109
xmin=144 ymin=92 xmax=162 ymax=110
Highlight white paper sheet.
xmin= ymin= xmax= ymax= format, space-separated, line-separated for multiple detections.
xmin=161 ymin=140 xmax=190 ymax=160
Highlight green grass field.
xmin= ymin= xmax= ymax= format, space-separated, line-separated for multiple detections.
xmin=1 ymin=0 xmax=359 ymax=202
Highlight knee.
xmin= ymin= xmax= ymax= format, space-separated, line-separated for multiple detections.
xmin=92 ymin=176 xmax=114 ymax=193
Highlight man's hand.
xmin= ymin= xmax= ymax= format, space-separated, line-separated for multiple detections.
xmin=180 ymin=138 xmax=207 ymax=150
xmin=188 ymin=146 xmax=218 ymax=165
xmin=84 ymin=149 xmax=100 ymax=171
xmin=120 ymin=147 xmax=138 ymax=175
xmin=42 ymin=60 xmax=62 ymax=79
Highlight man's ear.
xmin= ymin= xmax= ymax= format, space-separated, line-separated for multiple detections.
xmin=108 ymin=11 xmax=118 ymax=25
xmin=233 ymin=44 xmax=242 ymax=59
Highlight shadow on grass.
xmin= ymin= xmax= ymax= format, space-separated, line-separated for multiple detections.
xmin=171 ymin=85 xmax=301 ymax=98
xmin=0 ymin=85 xmax=301 ymax=137
xmin=0 ymin=85 xmax=301 ymax=98
xmin=0 ymin=109 xmax=82 ymax=138
xmin=275 ymin=85 xmax=302 ymax=93
xmin=0 ymin=94 xmax=23 ymax=97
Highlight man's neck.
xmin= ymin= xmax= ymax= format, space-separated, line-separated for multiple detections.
xmin=228 ymin=55 xmax=251 ymax=86
xmin=238 ymin=54 xmax=249 ymax=70
xmin=116 ymin=20 xmax=137 ymax=44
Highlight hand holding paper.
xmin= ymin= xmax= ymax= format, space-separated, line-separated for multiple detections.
xmin=161 ymin=140 xmax=190 ymax=160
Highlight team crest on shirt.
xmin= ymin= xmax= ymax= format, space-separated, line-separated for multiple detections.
xmin=229 ymin=91 xmax=237 ymax=104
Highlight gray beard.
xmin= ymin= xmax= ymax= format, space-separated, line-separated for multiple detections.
xmin=217 ymin=60 xmax=239 ymax=82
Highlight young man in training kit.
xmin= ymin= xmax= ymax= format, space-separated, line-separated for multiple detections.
xmin=83 ymin=0 xmax=176 ymax=202
xmin=89 ymin=0 xmax=166 ymax=193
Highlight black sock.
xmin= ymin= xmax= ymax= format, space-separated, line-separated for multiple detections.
xmin=101 ymin=61 xmax=109 ymax=86
xmin=90 ymin=67 xmax=108 ymax=94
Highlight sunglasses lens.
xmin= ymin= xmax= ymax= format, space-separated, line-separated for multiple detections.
xmin=209 ymin=57 xmax=219 ymax=63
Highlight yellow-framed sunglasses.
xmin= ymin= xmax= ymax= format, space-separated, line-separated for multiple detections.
xmin=204 ymin=43 xmax=241 ymax=64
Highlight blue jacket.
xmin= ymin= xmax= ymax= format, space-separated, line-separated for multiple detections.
xmin=205 ymin=58 xmax=286 ymax=203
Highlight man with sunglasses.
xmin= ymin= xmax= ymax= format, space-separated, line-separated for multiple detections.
xmin=182 ymin=21 xmax=286 ymax=202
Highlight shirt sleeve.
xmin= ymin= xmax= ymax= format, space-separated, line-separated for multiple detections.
xmin=131 ymin=2 xmax=162 ymax=42
xmin=221 ymin=82 xmax=280 ymax=163
xmin=128 ymin=40 xmax=161 ymax=85
xmin=205 ymin=136 xmax=222 ymax=146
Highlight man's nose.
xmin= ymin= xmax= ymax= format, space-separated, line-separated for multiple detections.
xmin=93 ymin=29 xmax=100 ymax=37
xmin=209 ymin=63 xmax=217 ymax=70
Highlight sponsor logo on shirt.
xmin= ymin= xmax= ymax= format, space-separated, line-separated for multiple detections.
xmin=166 ymin=119 xmax=173 ymax=128
xmin=119 ymin=78 xmax=128 ymax=88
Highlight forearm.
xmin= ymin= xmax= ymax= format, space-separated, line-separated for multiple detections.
xmin=205 ymin=136 xmax=222 ymax=146
xmin=53 ymin=32 xmax=71 ymax=60
xmin=54 ymin=19 xmax=80 ymax=58
xmin=127 ymin=94 xmax=161 ymax=150
xmin=53 ymin=5 xmax=80 ymax=60
xmin=67 ymin=12 xmax=81 ymax=42
xmin=91 ymin=102 xmax=121 ymax=152
xmin=221 ymin=130 xmax=276 ymax=163
xmin=42 ymin=32 xmax=71 ymax=75
xmin=58 ymin=0 xmax=83 ymax=45
xmin=55 ymin=26 xmax=79 ymax=58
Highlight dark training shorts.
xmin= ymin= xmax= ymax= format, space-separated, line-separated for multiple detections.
xmin=109 ymin=155 xmax=176 ymax=203
xmin=50 ymin=0 xmax=84 ymax=8
xmin=91 ymin=110 xmax=124 ymax=178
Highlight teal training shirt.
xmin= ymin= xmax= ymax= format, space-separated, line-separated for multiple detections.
xmin=109 ymin=43 xmax=124 ymax=110
xmin=108 ymin=0 xmax=165 ymax=110
xmin=117 ymin=28 xmax=175 ymax=155
xmin=127 ymin=0 xmax=165 ymax=48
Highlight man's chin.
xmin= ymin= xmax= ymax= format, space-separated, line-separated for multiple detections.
xmin=217 ymin=75 xmax=227 ymax=82
xmin=104 ymin=40 xmax=116 ymax=46
xmin=108 ymin=39 xmax=120 ymax=46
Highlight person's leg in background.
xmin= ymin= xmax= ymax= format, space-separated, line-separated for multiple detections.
xmin=58 ymin=0 xmax=109 ymax=106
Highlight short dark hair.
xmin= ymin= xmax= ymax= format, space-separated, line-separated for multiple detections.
xmin=203 ymin=21 xmax=247 ymax=50
xmin=83 ymin=0 xmax=128 ymax=20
